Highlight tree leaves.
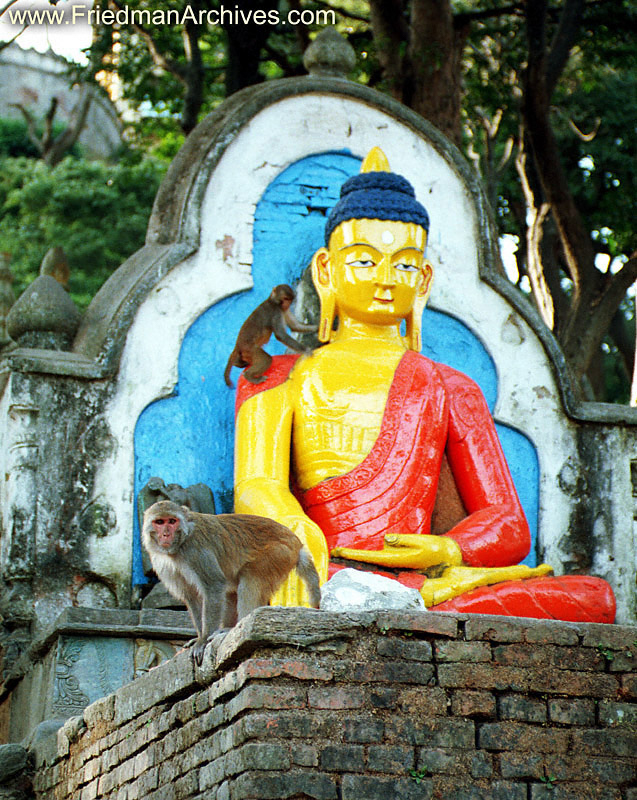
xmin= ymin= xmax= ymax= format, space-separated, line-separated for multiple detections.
xmin=0 ymin=155 xmax=165 ymax=309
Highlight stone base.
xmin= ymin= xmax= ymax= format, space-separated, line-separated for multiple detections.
xmin=0 ymin=608 xmax=194 ymax=744
xmin=29 ymin=607 xmax=637 ymax=800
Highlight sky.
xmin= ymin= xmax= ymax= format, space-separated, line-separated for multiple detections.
xmin=0 ymin=0 xmax=92 ymax=62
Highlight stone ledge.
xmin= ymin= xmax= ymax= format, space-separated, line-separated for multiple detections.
xmin=201 ymin=607 xmax=637 ymax=672
xmin=2 ymin=347 xmax=103 ymax=379
xmin=30 ymin=606 xmax=637 ymax=800
xmin=2 ymin=608 xmax=195 ymax=693
xmin=51 ymin=607 xmax=195 ymax=639
xmin=0 ymin=608 xmax=196 ymax=746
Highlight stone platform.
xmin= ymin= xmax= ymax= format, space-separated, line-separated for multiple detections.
xmin=0 ymin=608 xmax=194 ymax=744
xmin=27 ymin=608 xmax=637 ymax=800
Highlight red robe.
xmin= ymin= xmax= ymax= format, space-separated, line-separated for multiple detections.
xmin=236 ymin=353 xmax=615 ymax=623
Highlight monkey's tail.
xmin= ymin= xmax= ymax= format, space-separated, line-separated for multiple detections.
xmin=224 ymin=351 xmax=236 ymax=388
xmin=297 ymin=546 xmax=321 ymax=608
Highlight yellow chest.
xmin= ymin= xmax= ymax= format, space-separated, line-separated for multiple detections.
xmin=291 ymin=345 xmax=403 ymax=488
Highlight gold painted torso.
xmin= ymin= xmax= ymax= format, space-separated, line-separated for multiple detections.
xmin=290 ymin=341 xmax=404 ymax=489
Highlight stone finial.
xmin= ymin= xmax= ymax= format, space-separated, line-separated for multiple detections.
xmin=6 ymin=275 xmax=81 ymax=351
xmin=40 ymin=246 xmax=70 ymax=289
xmin=303 ymin=28 xmax=356 ymax=78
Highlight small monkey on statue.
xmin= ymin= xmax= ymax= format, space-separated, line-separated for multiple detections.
xmin=142 ymin=500 xmax=322 ymax=664
xmin=224 ymin=283 xmax=317 ymax=387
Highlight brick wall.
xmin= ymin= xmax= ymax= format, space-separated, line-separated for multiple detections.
xmin=32 ymin=608 xmax=637 ymax=800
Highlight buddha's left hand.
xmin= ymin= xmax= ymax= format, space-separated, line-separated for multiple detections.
xmin=331 ymin=533 xmax=463 ymax=570
xmin=420 ymin=563 xmax=554 ymax=606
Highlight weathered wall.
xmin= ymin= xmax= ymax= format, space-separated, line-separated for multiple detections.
xmin=0 ymin=365 xmax=122 ymax=648
xmin=0 ymin=44 xmax=122 ymax=160
xmin=31 ymin=609 xmax=637 ymax=800
xmin=1 ymin=609 xmax=193 ymax=745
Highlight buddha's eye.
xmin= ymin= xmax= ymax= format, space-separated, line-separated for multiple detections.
xmin=346 ymin=259 xmax=375 ymax=268
xmin=395 ymin=263 xmax=419 ymax=272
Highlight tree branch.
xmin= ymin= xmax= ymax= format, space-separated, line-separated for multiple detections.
xmin=516 ymin=145 xmax=562 ymax=329
xmin=454 ymin=2 xmax=524 ymax=27
xmin=44 ymin=86 xmax=93 ymax=166
xmin=0 ymin=25 xmax=27 ymax=51
xmin=546 ymin=0 xmax=584 ymax=95
xmin=9 ymin=101 xmax=44 ymax=154
xmin=523 ymin=0 xmax=596 ymax=296
xmin=567 ymin=116 xmax=600 ymax=142
xmin=596 ymin=255 xmax=637 ymax=326
xmin=12 ymin=86 xmax=93 ymax=166
xmin=315 ymin=0 xmax=369 ymax=24
xmin=609 ymin=307 xmax=635 ymax=380
xmin=525 ymin=0 xmax=548 ymax=62
xmin=179 ymin=0 xmax=204 ymax=133
xmin=0 ymin=0 xmax=19 ymax=14
xmin=408 ymin=0 xmax=463 ymax=144
xmin=368 ymin=0 xmax=409 ymax=100
xmin=41 ymin=96 xmax=58 ymax=152
xmin=108 ymin=0 xmax=188 ymax=84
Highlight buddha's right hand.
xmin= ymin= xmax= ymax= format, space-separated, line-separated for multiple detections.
xmin=271 ymin=516 xmax=329 ymax=607
xmin=331 ymin=533 xmax=463 ymax=571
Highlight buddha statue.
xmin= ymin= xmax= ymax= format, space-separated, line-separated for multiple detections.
xmin=232 ymin=147 xmax=615 ymax=623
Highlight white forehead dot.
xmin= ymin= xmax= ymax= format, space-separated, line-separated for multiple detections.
xmin=381 ymin=230 xmax=395 ymax=244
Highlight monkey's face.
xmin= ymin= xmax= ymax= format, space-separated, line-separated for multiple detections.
xmin=271 ymin=284 xmax=295 ymax=309
xmin=151 ymin=515 xmax=182 ymax=552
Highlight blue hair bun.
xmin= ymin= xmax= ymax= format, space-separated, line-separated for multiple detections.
xmin=325 ymin=170 xmax=430 ymax=244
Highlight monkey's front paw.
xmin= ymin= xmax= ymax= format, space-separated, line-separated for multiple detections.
xmin=191 ymin=637 xmax=208 ymax=666
xmin=191 ymin=631 xmax=229 ymax=666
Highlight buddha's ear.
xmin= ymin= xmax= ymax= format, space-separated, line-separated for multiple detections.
xmin=419 ymin=259 xmax=434 ymax=303
xmin=404 ymin=259 xmax=433 ymax=352
xmin=311 ymin=247 xmax=331 ymax=287
xmin=311 ymin=248 xmax=336 ymax=343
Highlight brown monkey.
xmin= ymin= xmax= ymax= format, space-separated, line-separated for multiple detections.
xmin=224 ymin=284 xmax=317 ymax=387
xmin=142 ymin=500 xmax=321 ymax=664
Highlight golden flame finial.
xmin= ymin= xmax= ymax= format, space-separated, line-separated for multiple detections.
xmin=360 ymin=147 xmax=390 ymax=173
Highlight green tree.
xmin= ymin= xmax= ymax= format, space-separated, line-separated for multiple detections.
xmin=0 ymin=118 xmax=42 ymax=158
xmin=0 ymin=156 xmax=165 ymax=308
xmin=32 ymin=0 xmax=637 ymax=400
xmin=0 ymin=112 xmax=85 ymax=162
xmin=336 ymin=0 xmax=637 ymax=400
xmin=463 ymin=0 xmax=637 ymax=399
xmin=85 ymin=0 xmax=287 ymax=135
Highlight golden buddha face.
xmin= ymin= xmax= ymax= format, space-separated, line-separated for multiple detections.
xmin=314 ymin=218 xmax=433 ymax=331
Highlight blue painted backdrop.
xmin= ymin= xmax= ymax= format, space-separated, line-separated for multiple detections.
xmin=133 ymin=151 xmax=538 ymax=584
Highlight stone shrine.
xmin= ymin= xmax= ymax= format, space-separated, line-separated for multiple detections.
xmin=0 ymin=33 xmax=635 ymax=794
